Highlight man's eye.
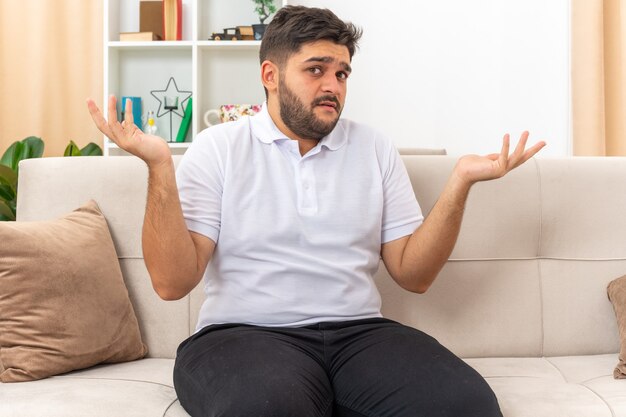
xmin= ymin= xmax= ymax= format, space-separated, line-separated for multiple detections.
xmin=309 ymin=67 xmax=322 ymax=75
xmin=337 ymin=72 xmax=349 ymax=80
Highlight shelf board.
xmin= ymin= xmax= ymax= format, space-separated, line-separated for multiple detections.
xmin=108 ymin=41 xmax=261 ymax=50
xmin=108 ymin=41 xmax=194 ymax=50
xmin=197 ymin=40 xmax=261 ymax=49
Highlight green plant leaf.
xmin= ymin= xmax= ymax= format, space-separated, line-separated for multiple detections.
xmin=14 ymin=141 xmax=34 ymax=169
xmin=0 ymin=136 xmax=44 ymax=172
xmin=0 ymin=141 xmax=17 ymax=168
xmin=80 ymin=142 xmax=103 ymax=156
xmin=64 ymin=141 xmax=82 ymax=157
xmin=0 ymin=163 xmax=17 ymax=188
xmin=22 ymin=136 xmax=44 ymax=159
xmin=0 ymin=184 xmax=15 ymax=202
xmin=0 ymin=199 xmax=15 ymax=221
xmin=0 ymin=136 xmax=43 ymax=221
xmin=1 ymin=141 xmax=23 ymax=171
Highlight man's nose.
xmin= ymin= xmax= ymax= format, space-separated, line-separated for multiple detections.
xmin=321 ymin=72 xmax=342 ymax=94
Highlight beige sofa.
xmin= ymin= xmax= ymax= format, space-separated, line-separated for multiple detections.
xmin=3 ymin=155 xmax=626 ymax=417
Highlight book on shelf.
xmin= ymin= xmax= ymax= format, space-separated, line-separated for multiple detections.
xmin=176 ymin=97 xmax=192 ymax=143
xmin=119 ymin=32 xmax=161 ymax=41
xmin=140 ymin=0 xmax=164 ymax=40
xmin=163 ymin=0 xmax=182 ymax=41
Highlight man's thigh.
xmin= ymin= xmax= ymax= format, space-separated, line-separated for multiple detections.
xmin=325 ymin=319 xmax=503 ymax=417
xmin=173 ymin=324 xmax=333 ymax=417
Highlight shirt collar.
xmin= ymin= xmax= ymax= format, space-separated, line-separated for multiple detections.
xmin=250 ymin=102 xmax=348 ymax=151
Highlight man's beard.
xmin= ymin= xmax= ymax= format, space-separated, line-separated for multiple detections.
xmin=278 ymin=78 xmax=342 ymax=141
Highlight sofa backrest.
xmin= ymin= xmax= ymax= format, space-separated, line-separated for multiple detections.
xmin=16 ymin=156 xmax=195 ymax=359
xmin=381 ymin=156 xmax=626 ymax=358
xmin=16 ymin=155 xmax=626 ymax=359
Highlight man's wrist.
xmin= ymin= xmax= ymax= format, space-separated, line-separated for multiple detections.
xmin=147 ymin=157 xmax=175 ymax=175
xmin=450 ymin=164 xmax=474 ymax=196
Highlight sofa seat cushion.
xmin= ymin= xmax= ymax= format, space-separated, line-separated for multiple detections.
xmin=0 ymin=359 xmax=189 ymax=417
xmin=3 ymin=355 xmax=626 ymax=416
xmin=466 ymin=354 xmax=624 ymax=417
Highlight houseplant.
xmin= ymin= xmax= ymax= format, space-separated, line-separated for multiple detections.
xmin=0 ymin=137 xmax=102 ymax=221
xmin=63 ymin=140 xmax=103 ymax=157
xmin=251 ymin=0 xmax=277 ymax=40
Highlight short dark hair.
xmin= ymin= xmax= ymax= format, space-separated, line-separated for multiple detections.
xmin=259 ymin=6 xmax=362 ymax=68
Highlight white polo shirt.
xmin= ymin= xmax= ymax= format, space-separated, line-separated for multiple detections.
xmin=176 ymin=105 xmax=423 ymax=329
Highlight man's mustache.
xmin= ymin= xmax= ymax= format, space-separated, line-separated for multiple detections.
xmin=312 ymin=96 xmax=341 ymax=110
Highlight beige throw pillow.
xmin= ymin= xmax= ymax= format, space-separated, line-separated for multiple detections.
xmin=0 ymin=200 xmax=147 ymax=382
xmin=607 ymin=274 xmax=626 ymax=379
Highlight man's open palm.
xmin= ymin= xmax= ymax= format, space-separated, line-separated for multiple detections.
xmin=87 ymin=95 xmax=172 ymax=167
xmin=455 ymin=131 xmax=546 ymax=185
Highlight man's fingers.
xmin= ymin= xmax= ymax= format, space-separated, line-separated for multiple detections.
xmin=507 ymin=131 xmax=530 ymax=167
xmin=107 ymin=96 xmax=131 ymax=143
xmin=88 ymin=95 xmax=143 ymax=153
xmin=86 ymin=98 xmax=115 ymax=139
xmin=513 ymin=131 xmax=529 ymax=155
xmin=521 ymin=141 xmax=546 ymax=161
xmin=100 ymin=95 xmax=134 ymax=147
xmin=501 ymin=134 xmax=510 ymax=156
xmin=499 ymin=131 xmax=547 ymax=173
xmin=498 ymin=134 xmax=511 ymax=171
xmin=107 ymin=95 xmax=119 ymax=124
xmin=125 ymin=98 xmax=134 ymax=126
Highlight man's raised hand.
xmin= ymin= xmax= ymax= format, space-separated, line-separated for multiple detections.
xmin=454 ymin=131 xmax=546 ymax=186
xmin=86 ymin=95 xmax=172 ymax=167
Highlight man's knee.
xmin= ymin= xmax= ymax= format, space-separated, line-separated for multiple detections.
xmin=216 ymin=384 xmax=331 ymax=417
xmin=174 ymin=364 xmax=332 ymax=417
xmin=445 ymin=371 xmax=502 ymax=417
xmin=172 ymin=327 xmax=333 ymax=417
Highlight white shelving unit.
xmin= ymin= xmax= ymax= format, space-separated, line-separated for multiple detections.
xmin=103 ymin=0 xmax=286 ymax=156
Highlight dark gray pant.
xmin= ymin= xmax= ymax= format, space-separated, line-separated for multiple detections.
xmin=174 ymin=318 xmax=502 ymax=417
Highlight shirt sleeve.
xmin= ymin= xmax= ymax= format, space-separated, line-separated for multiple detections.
xmin=379 ymin=137 xmax=424 ymax=243
xmin=175 ymin=130 xmax=225 ymax=243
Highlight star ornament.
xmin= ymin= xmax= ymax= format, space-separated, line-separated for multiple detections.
xmin=150 ymin=77 xmax=192 ymax=118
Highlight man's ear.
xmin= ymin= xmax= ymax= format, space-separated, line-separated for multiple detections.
xmin=261 ymin=60 xmax=279 ymax=93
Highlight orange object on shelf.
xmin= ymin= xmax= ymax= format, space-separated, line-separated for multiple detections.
xmin=163 ymin=0 xmax=182 ymax=41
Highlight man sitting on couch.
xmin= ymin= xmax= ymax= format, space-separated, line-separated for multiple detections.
xmin=87 ymin=5 xmax=544 ymax=417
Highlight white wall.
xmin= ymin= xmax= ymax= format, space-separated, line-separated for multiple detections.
xmin=290 ymin=0 xmax=571 ymax=156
